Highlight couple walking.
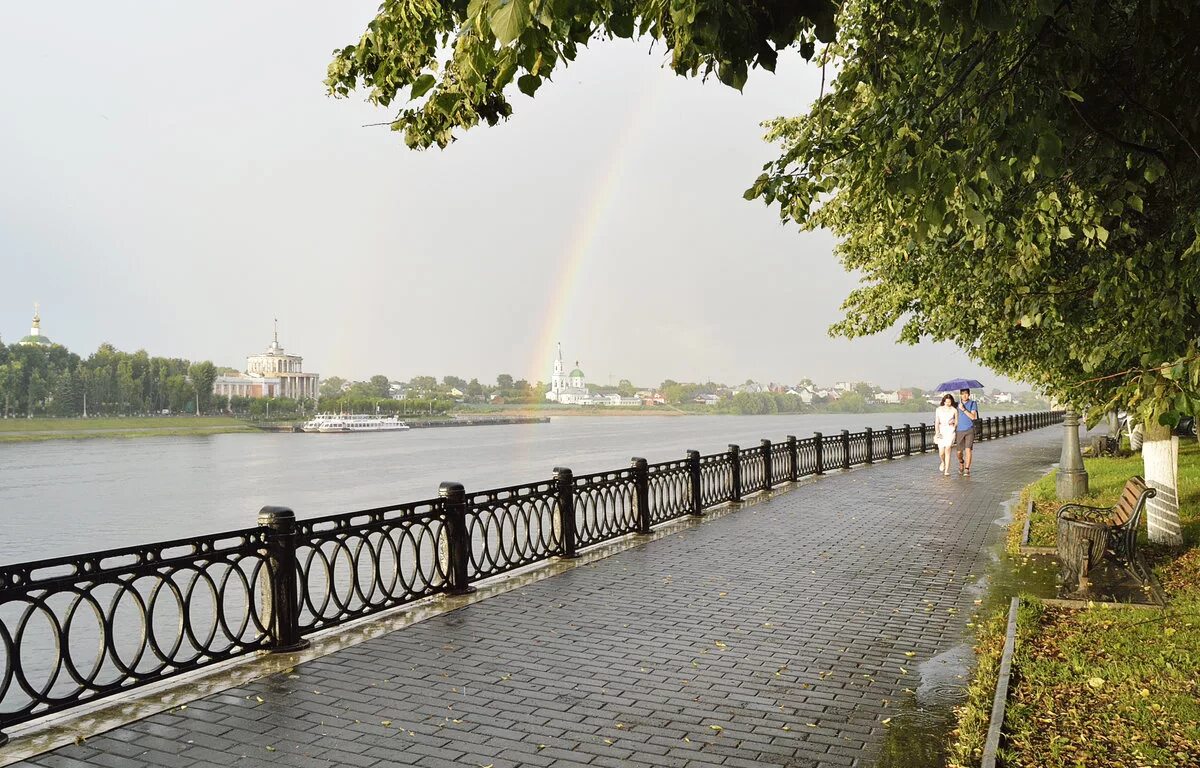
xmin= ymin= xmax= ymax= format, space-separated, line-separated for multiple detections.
xmin=934 ymin=388 xmax=979 ymax=476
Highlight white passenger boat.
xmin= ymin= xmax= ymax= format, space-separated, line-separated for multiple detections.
xmin=302 ymin=414 xmax=410 ymax=433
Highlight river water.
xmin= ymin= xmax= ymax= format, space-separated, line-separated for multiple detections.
xmin=0 ymin=413 xmax=928 ymax=565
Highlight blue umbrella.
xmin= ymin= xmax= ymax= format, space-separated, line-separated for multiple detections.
xmin=933 ymin=378 xmax=984 ymax=392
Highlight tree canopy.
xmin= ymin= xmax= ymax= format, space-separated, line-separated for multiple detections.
xmin=749 ymin=0 xmax=1200 ymax=426
xmin=326 ymin=0 xmax=837 ymax=148
xmin=330 ymin=0 xmax=1200 ymax=427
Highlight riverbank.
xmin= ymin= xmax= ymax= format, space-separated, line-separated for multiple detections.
xmin=0 ymin=416 xmax=255 ymax=443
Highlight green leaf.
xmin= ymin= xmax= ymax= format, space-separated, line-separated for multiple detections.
xmin=434 ymin=92 xmax=464 ymax=116
xmin=410 ymin=74 xmax=437 ymax=99
xmin=975 ymin=0 xmax=1016 ymax=32
xmin=965 ymin=208 xmax=986 ymax=227
xmin=609 ymin=13 xmax=634 ymax=38
xmin=489 ymin=0 xmax=531 ymax=45
xmin=1158 ymin=411 xmax=1180 ymax=428
xmin=517 ymin=74 xmax=542 ymax=97
xmin=1128 ymin=195 xmax=1144 ymax=213
xmin=1061 ymin=89 xmax=1084 ymax=103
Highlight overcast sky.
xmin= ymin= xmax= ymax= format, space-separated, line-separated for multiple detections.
xmin=0 ymin=2 xmax=1019 ymax=391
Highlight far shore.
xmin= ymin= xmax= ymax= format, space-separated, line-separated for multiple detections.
xmin=0 ymin=404 xmax=1040 ymax=443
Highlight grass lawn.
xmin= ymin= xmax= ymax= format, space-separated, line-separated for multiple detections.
xmin=952 ymin=441 xmax=1200 ymax=768
xmin=0 ymin=416 xmax=253 ymax=442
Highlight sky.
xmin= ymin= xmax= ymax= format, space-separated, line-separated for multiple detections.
xmin=0 ymin=2 xmax=1020 ymax=392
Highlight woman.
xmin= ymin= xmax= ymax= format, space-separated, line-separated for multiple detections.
xmin=934 ymin=394 xmax=958 ymax=476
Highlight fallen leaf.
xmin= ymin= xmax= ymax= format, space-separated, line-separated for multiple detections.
xmin=381 ymin=720 xmax=392 ymax=727
xmin=265 ymin=746 xmax=276 ymax=752
xmin=882 ymin=718 xmax=892 ymax=724
xmin=709 ymin=724 xmax=723 ymax=732
xmin=1088 ymin=677 xmax=1105 ymax=689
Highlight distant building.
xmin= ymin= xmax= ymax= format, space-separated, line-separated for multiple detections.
xmin=18 ymin=303 xmax=54 ymax=347
xmin=546 ymin=343 xmax=595 ymax=405
xmin=694 ymin=394 xmax=722 ymax=406
xmin=603 ymin=393 xmax=640 ymax=407
xmin=874 ymin=391 xmax=901 ymax=404
xmin=995 ymin=392 xmax=1014 ymax=404
xmin=787 ymin=387 xmax=815 ymax=404
xmin=213 ymin=322 xmax=319 ymax=401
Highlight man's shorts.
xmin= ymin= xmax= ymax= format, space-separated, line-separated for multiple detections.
xmin=955 ymin=429 xmax=975 ymax=451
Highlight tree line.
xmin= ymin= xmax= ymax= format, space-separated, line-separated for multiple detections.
xmin=0 ymin=341 xmax=218 ymax=418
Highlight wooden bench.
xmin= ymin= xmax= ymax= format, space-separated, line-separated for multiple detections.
xmin=1056 ymin=476 xmax=1156 ymax=591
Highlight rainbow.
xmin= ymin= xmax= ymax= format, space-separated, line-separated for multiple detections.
xmin=527 ymin=71 xmax=664 ymax=386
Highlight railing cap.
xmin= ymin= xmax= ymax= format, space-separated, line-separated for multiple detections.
xmin=438 ymin=481 xmax=465 ymax=498
xmin=258 ymin=505 xmax=295 ymax=526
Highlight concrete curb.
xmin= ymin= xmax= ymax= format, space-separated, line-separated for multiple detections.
xmin=1018 ymin=496 xmax=1058 ymax=555
xmin=981 ymin=597 xmax=1020 ymax=768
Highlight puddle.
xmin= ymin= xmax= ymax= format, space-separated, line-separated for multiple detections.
xmin=871 ymin=492 xmax=1061 ymax=767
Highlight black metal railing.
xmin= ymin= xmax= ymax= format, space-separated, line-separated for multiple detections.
xmin=0 ymin=410 xmax=1065 ymax=742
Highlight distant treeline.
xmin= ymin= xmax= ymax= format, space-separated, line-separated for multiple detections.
xmin=0 ymin=341 xmax=219 ymax=418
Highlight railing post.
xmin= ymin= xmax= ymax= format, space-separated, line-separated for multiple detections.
xmin=554 ymin=467 xmax=580 ymax=558
xmin=1003 ymin=416 xmax=1010 ymax=436
xmin=787 ymin=435 xmax=798 ymax=481
xmin=813 ymin=432 xmax=824 ymax=475
xmin=761 ymin=439 xmax=773 ymax=491
xmin=864 ymin=427 xmax=874 ymax=464
xmin=840 ymin=429 xmax=850 ymax=470
xmin=439 ymin=482 xmax=476 ymax=594
xmin=632 ymin=457 xmax=651 ymax=534
xmin=687 ymin=450 xmax=703 ymax=516
xmin=885 ymin=426 xmax=894 ymax=459
xmin=258 ymin=506 xmax=309 ymax=652
xmin=729 ymin=444 xmax=742 ymax=502
xmin=919 ymin=423 xmax=927 ymax=453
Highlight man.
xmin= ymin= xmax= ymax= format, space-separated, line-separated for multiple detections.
xmin=955 ymin=388 xmax=979 ymax=476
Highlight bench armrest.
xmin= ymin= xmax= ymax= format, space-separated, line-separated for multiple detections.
xmin=1057 ymin=502 xmax=1112 ymax=523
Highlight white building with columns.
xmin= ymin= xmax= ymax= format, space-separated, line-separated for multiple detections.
xmin=545 ymin=344 xmax=595 ymax=405
xmin=213 ymin=322 xmax=319 ymax=401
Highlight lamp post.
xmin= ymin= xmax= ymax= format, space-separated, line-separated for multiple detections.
xmin=1056 ymin=409 xmax=1089 ymax=499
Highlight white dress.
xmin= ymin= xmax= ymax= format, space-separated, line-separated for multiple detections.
xmin=934 ymin=405 xmax=957 ymax=449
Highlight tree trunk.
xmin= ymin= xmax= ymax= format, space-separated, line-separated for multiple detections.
xmin=1142 ymin=421 xmax=1184 ymax=546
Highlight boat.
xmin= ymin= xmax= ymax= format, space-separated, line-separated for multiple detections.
xmin=301 ymin=414 xmax=411 ymax=433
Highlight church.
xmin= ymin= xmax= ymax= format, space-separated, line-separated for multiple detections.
xmin=18 ymin=304 xmax=54 ymax=347
xmin=545 ymin=344 xmax=595 ymax=405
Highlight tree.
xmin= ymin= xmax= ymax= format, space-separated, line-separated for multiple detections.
xmin=188 ymin=361 xmax=217 ymax=416
xmin=325 ymin=0 xmax=835 ymax=148
xmin=467 ymin=378 xmax=485 ymax=400
xmin=745 ymin=1 xmax=1200 ymax=545
xmin=0 ymin=361 xmax=20 ymax=418
xmin=617 ymin=379 xmax=636 ymax=397
xmin=331 ymin=0 xmax=1200 ymax=544
xmin=319 ymin=376 xmax=346 ymax=400
xmin=443 ymin=375 xmax=467 ymax=390
xmin=496 ymin=374 xmax=514 ymax=390
xmin=409 ymin=375 xmax=438 ymax=393
xmin=369 ymin=374 xmax=392 ymax=399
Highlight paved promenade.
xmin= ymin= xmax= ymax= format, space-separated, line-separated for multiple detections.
xmin=12 ymin=429 xmax=1062 ymax=768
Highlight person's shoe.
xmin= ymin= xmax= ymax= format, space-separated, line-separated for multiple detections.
xmin=964 ymin=468 xmax=971 ymax=476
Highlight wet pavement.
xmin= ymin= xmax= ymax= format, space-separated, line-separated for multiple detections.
xmin=8 ymin=428 xmax=1065 ymax=768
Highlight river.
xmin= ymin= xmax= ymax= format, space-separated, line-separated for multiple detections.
xmin=0 ymin=413 xmax=929 ymax=565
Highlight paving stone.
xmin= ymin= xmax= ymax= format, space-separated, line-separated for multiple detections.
xmin=13 ymin=429 xmax=1060 ymax=767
